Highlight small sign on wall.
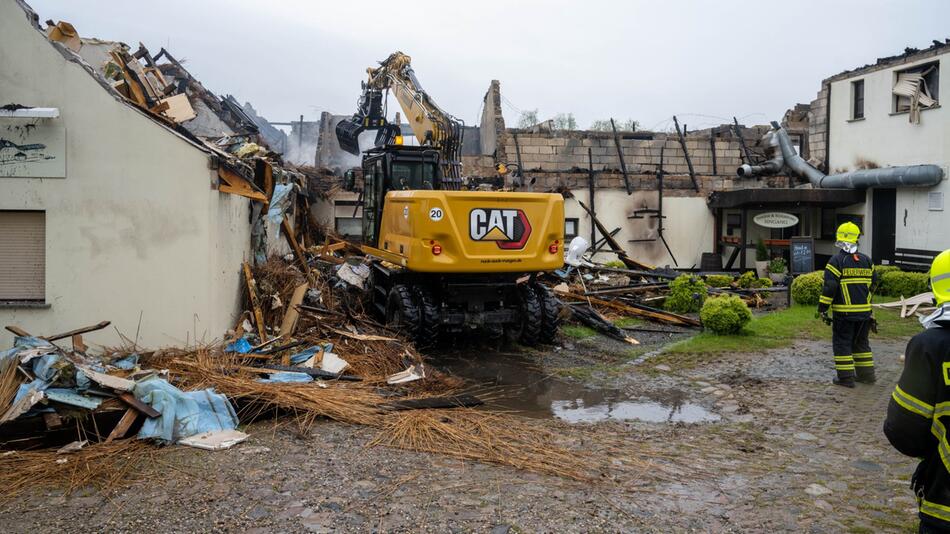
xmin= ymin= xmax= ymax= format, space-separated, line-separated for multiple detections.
xmin=753 ymin=212 xmax=799 ymax=229
xmin=0 ymin=122 xmax=66 ymax=178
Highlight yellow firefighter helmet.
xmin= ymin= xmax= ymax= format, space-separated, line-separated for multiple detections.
xmin=931 ymin=249 xmax=950 ymax=306
xmin=836 ymin=222 xmax=861 ymax=244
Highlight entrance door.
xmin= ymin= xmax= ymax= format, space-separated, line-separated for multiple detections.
xmin=871 ymin=188 xmax=896 ymax=264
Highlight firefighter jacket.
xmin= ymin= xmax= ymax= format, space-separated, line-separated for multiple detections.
xmin=817 ymin=250 xmax=877 ymax=319
xmin=884 ymin=307 xmax=950 ymax=528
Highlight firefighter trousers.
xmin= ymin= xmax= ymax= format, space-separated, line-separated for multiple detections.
xmin=831 ymin=318 xmax=874 ymax=381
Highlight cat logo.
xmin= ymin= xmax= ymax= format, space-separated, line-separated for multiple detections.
xmin=469 ymin=208 xmax=532 ymax=250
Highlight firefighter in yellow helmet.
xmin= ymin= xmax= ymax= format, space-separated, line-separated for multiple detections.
xmin=884 ymin=249 xmax=950 ymax=532
xmin=817 ymin=222 xmax=878 ymax=387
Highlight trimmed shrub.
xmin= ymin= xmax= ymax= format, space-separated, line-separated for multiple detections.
xmin=700 ymin=295 xmax=753 ymax=335
xmin=603 ymin=260 xmax=626 ymax=268
xmin=791 ymin=271 xmax=824 ymax=305
xmin=874 ymin=265 xmax=900 ymax=276
xmin=736 ymin=271 xmax=757 ymax=289
xmin=878 ymin=271 xmax=930 ymax=297
xmin=664 ymin=275 xmax=707 ymax=314
xmin=751 ymin=277 xmax=773 ymax=289
xmin=705 ymin=274 xmax=734 ymax=288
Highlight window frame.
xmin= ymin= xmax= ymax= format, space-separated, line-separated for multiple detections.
xmin=564 ymin=217 xmax=579 ymax=240
xmin=851 ymin=79 xmax=865 ymax=120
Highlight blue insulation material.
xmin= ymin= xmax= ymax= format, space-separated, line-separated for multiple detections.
xmin=266 ymin=183 xmax=293 ymax=223
xmin=288 ymin=343 xmax=334 ymax=365
xmin=112 ymin=353 xmax=139 ymax=370
xmin=257 ymin=371 xmax=313 ymax=383
xmin=32 ymin=354 xmax=62 ymax=382
xmin=134 ymin=376 xmax=239 ymax=443
xmin=226 ymin=337 xmax=253 ymax=354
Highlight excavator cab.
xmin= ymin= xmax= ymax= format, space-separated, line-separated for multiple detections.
xmin=360 ymin=146 xmax=441 ymax=247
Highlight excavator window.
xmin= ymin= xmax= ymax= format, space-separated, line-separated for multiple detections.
xmin=390 ymin=161 xmax=437 ymax=190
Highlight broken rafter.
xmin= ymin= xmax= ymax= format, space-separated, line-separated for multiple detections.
xmin=242 ymin=262 xmax=269 ymax=343
xmin=672 ymin=116 xmax=699 ymax=192
xmin=574 ymin=199 xmax=655 ymax=271
xmin=562 ymin=292 xmax=700 ymax=327
xmin=609 ymin=118 xmax=633 ymax=195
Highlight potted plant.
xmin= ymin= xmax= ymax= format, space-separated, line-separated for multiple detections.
xmin=768 ymin=257 xmax=788 ymax=283
xmin=755 ymin=239 xmax=769 ymax=278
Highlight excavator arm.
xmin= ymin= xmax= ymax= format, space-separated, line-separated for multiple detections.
xmin=336 ymin=52 xmax=463 ymax=186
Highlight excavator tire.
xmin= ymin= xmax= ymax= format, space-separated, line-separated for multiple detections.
xmin=517 ymin=283 xmax=543 ymax=346
xmin=532 ymin=282 xmax=562 ymax=344
xmin=386 ymin=285 xmax=421 ymax=339
xmin=413 ymin=286 xmax=441 ymax=348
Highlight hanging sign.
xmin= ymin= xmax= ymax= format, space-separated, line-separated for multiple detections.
xmin=753 ymin=212 xmax=799 ymax=229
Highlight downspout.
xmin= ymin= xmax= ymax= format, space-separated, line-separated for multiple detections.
xmin=770 ymin=121 xmax=944 ymax=189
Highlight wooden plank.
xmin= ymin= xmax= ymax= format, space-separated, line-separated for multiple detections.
xmin=118 ymin=392 xmax=161 ymax=418
xmin=561 ymin=292 xmax=701 ymax=327
xmin=243 ymin=262 xmax=268 ymax=342
xmin=672 ymin=116 xmax=699 ymax=192
xmin=44 ymin=321 xmax=111 ymax=342
xmin=218 ymin=167 xmax=268 ymax=202
xmin=104 ymin=407 xmax=139 ymax=443
xmin=5 ymin=326 xmax=30 ymax=337
xmin=159 ymin=93 xmax=196 ymax=123
xmin=279 ymin=283 xmax=309 ymax=338
xmin=281 ymin=215 xmax=310 ymax=273
xmin=71 ymin=334 xmax=86 ymax=353
xmin=609 ymin=118 xmax=633 ymax=194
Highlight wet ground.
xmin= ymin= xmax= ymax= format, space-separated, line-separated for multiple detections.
xmin=1 ymin=320 xmax=924 ymax=533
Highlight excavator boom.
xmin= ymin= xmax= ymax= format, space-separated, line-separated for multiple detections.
xmin=335 ymin=52 xmax=463 ymax=186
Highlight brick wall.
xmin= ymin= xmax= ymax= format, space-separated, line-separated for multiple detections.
xmin=806 ymin=82 xmax=830 ymax=171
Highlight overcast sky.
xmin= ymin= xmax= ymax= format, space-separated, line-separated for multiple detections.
xmin=29 ymin=0 xmax=950 ymax=131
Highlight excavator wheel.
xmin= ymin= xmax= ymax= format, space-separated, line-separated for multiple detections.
xmin=413 ymin=286 xmax=441 ymax=348
xmin=385 ymin=285 xmax=421 ymax=339
xmin=532 ymin=282 xmax=562 ymax=344
xmin=515 ymin=283 xmax=543 ymax=346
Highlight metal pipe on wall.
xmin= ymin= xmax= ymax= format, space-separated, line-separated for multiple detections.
xmin=762 ymin=120 xmax=944 ymax=189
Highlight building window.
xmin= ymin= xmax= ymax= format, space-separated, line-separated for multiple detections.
xmin=333 ymin=200 xmax=362 ymax=240
xmin=0 ymin=211 xmax=45 ymax=302
xmin=564 ymin=218 xmax=579 ymax=240
xmin=851 ymin=79 xmax=865 ymax=120
xmin=821 ymin=208 xmax=837 ymax=240
xmin=893 ymin=61 xmax=939 ymax=118
xmin=725 ymin=213 xmax=742 ymax=236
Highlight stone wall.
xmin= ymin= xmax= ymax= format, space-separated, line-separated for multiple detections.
xmin=806 ymin=82 xmax=830 ymax=171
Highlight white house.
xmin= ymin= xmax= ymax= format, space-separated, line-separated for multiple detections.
xmin=817 ymin=40 xmax=950 ymax=266
xmin=0 ymin=1 xmax=258 ymax=348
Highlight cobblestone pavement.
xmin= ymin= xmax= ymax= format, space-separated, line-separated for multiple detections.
xmin=0 ymin=336 xmax=921 ymax=533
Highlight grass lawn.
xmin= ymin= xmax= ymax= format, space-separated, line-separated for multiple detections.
xmin=662 ymin=303 xmax=923 ymax=356
xmin=561 ymin=324 xmax=597 ymax=339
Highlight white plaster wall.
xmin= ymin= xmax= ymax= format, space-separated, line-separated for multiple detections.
xmin=0 ymin=3 xmax=251 ymax=348
xmin=828 ymin=54 xmax=950 ymax=254
xmin=565 ymin=189 xmax=713 ymax=269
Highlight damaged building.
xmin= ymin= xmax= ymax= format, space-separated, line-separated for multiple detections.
xmin=0 ymin=1 xmax=316 ymax=348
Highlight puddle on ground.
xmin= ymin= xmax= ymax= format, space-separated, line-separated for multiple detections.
xmin=436 ymin=349 xmax=719 ymax=424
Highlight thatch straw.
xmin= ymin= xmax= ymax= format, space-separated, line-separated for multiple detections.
xmin=371 ymin=409 xmax=600 ymax=481
xmin=0 ymin=440 xmax=152 ymax=500
xmin=0 ymin=358 xmax=23 ymax=415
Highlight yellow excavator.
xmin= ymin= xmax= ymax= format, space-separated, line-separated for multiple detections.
xmin=336 ymin=52 xmax=564 ymax=345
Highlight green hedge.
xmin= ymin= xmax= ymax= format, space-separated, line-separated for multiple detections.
xmin=751 ymin=277 xmax=773 ymax=289
xmin=736 ymin=271 xmax=757 ymax=289
xmin=705 ymin=274 xmax=733 ymax=288
xmin=700 ymin=295 xmax=753 ymax=334
xmin=878 ymin=271 xmax=930 ymax=297
xmin=664 ymin=275 xmax=707 ymax=314
xmin=791 ymin=271 xmax=824 ymax=305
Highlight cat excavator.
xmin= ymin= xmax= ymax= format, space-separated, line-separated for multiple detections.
xmin=336 ymin=52 xmax=564 ymax=345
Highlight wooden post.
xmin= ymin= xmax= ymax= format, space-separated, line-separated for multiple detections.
xmin=282 ymin=214 xmax=309 ymax=274
xmin=733 ymin=117 xmax=753 ymax=165
xmin=709 ymin=128 xmax=718 ymax=176
xmin=672 ymin=116 xmax=699 ymax=192
xmin=242 ymin=262 xmax=268 ymax=342
xmin=739 ymin=208 xmax=748 ymax=272
xmin=609 ymin=118 xmax=633 ymax=195
xmin=588 ymin=147 xmax=597 ymax=246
